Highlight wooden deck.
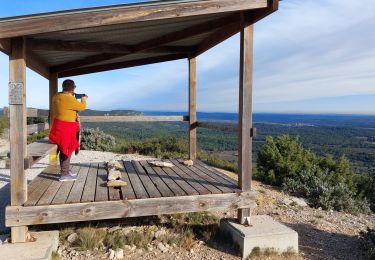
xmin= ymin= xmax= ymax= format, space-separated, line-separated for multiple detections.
xmin=6 ymin=160 xmax=256 ymax=227
xmin=25 ymin=159 xmax=240 ymax=206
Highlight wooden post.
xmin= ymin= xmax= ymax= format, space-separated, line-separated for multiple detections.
xmin=237 ymin=15 xmax=254 ymax=225
xmin=49 ymin=73 xmax=58 ymax=166
xmin=189 ymin=57 xmax=197 ymax=160
xmin=9 ymin=37 xmax=28 ymax=242
xmin=49 ymin=72 xmax=58 ymax=125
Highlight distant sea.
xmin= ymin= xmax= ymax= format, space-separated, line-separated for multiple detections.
xmin=143 ymin=111 xmax=375 ymax=128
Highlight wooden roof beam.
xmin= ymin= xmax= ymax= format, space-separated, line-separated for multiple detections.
xmin=28 ymin=38 xmax=192 ymax=54
xmin=0 ymin=0 xmax=268 ymax=39
xmin=58 ymin=53 xmax=188 ymax=78
xmin=0 ymin=39 xmax=11 ymax=55
xmin=193 ymin=0 xmax=279 ymax=57
xmin=50 ymin=14 xmax=240 ymax=73
xmin=26 ymin=49 xmax=50 ymax=79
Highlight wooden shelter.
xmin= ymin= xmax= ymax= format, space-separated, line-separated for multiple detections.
xmin=0 ymin=0 xmax=278 ymax=243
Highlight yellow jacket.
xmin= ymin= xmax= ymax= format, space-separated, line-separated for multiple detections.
xmin=52 ymin=92 xmax=86 ymax=122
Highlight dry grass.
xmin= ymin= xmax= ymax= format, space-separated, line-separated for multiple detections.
xmin=247 ymin=247 xmax=301 ymax=260
xmin=74 ymin=227 xmax=106 ymax=251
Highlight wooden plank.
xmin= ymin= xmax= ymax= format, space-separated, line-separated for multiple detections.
xmin=4 ymin=107 xmax=49 ymax=118
xmin=0 ymin=0 xmax=268 ymax=40
xmin=189 ymin=57 xmax=197 ymax=160
xmin=81 ymin=163 xmax=99 ymax=203
xmin=26 ymin=166 xmax=60 ymax=206
xmin=238 ymin=15 xmax=254 ymax=224
xmin=123 ymin=161 xmax=149 ymax=199
xmin=108 ymin=162 xmax=121 ymax=201
xmin=27 ymin=123 xmax=49 ymax=135
xmin=66 ymin=164 xmax=90 ymax=203
xmin=132 ymin=161 xmax=161 ymax=198
xmin=163 ymin=159 xmax=207 ymax=195
xmin=139 ymin=161 xmax=174 ymax=197
xmin=6 ymin=191 xmax=258 ymax=227
xmin=194 ymin=160 xmax=238 ymax=186
xmin=79 ymin=115 xmax=188 ymax=123
xmin=146 ymin=163 xmax=188 ymax=196
xmin=24 ymin=177 xmax=53 ymax=206
xmin=58 ymin=53 xmax=187 ymax=78
xmin=9 ymin=37 xmax=28 ymax=243
xmin=95 ymin=163 xmax=109 ymax=202
xmin=116 ymin=163 xmax=136 ymax=200
xmin=51 ymin=166 xmax=78 ymax=205
xmin=185 ymin=162 xmax=239 ymax=193
xmin=170 ymin=159 xmax=222 ymax=194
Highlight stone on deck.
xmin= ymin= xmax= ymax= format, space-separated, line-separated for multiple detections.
xmin=220 ymin=215 xmax=298 ymax=259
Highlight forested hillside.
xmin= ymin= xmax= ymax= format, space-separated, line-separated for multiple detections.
xmin=82 ymin=121 xmax=375 ymax=175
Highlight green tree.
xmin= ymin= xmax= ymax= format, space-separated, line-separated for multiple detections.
xmin=256 ymin=135 xmax=316 ymax=186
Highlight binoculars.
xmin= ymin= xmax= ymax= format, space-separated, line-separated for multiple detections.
xmin=74 ymin=93 xmax=87 ymax=99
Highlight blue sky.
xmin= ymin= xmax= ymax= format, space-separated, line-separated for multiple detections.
xmin=0 ymin=0 xmax=374 ymax=114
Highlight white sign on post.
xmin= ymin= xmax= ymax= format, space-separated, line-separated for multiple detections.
xmin=9 ymin=82 xmax=24 ymax=105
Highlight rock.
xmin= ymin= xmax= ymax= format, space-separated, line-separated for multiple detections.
xmin=282 ymin=197 xmax=293 ymax=206
xmin=154 ymin=229 xmax=167 ymax=238
xmin=183 ymin=159 xmax=194 ymax=166
xmin=290 ymin=196 xmax=308 ymax=207
xmin=124 ymin=245 xmax=132 ymax=251
xmin=108 ymin=226 xmax=122 ymax=233
xmin=115 ymin=249 xmax=124 ymax=259
xmin=136 ymin=249 xmax=143 ymax=254
xmin=157 ymin=242 xmax=168 ymax=253
xmin=109 ymin=249 xmax=115 ymax=260
xmin=131 ymin=245 xmax=137 ymax=252
xmin=67 ymin=233 xmax=78 ymax=244
xmin=149 ymin=160 xmax=174 ymax=168
xmin=107 ymin=160 xmax=123 ymax=170
xmin=108 ymin=169 xmax=122 ymax=181
xmin=107 ymin=179 xmax=128 ymax=187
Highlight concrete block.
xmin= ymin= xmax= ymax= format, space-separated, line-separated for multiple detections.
xmin=0 ymin=231 xmax=59 ymax=260
xmin=220 ymin=215 xmax=298 ymax=259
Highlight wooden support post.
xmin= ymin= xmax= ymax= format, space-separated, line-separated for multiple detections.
xmin=9 ymin=37 xmax=28 ymax=242
xmin=49 ymin=72 xmax=58 ymax=125
xmin=237 ymin=15 xmax=254 ymax=225
xmin=189 ymin=57 xmax=197 ymax=160
xmin=49 ymin=73 xmax=58 ymax=166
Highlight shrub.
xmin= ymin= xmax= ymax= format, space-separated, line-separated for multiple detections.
xmin=362 ymin=229 xmax=375 ymax=259
xmin=0 ymin=116 xmax=9 ymax=135
xmin=282 ymin=168 xmax=370 ymax=214
xmin=258 ymin=134 xmax=371 ymax=214
xmin=80 ymin=127 xmax=116 ymax=152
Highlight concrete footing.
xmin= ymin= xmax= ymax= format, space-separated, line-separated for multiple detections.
xmin=0 ymin=231 xmax=59 ymax=260
xmin=220 ymin=215 xmax=298 ymax=259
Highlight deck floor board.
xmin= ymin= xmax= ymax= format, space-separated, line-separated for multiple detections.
xmin=24 ymin=159 xmax=239 ymax=206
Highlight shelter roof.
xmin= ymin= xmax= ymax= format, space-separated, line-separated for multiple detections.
xmin=0 ymin=0 xmax=278 ymax=78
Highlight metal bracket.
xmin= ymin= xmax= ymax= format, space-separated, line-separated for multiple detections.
xmin=250 ymin=127 xmax=256 ymax=138
xmin=9 ymin=82 xmax=24 ymax=105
